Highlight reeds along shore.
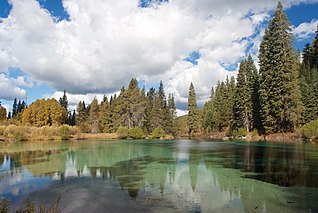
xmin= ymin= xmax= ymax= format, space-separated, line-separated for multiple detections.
xmin=0 ymin=125 xmax=176 ymax=142
xmin=0 ymin=125 xmax=118 ymax=142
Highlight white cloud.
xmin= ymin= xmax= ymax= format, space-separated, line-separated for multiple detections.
xmin=1 ymin=0 xmax=318 ymax=110
xmin=0 ymin=74 xmax=27 ymax=100
xmin=293 ymin=19 xmax=318 ymax=40
xmin=48 ymin=91 xmax=118 ymax=111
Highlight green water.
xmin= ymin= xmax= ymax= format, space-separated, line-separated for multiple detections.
xmin=1 ymin=140 xmax=318 ymax=212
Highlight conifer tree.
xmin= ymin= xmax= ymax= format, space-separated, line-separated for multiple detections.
xmin=8 ymin=112 xmax=11 ymax=119
xmin=88 ymin=97 xmax=100 ymax=133
xmin=233 ymin=55 xmax=258 ymax=132
xmin=259 ymin=2 xmax=302 ymax=133
xmin=12 ymin=98 xmax=17 ymax=117
xmin=109 ymin=94 xmax=121 ymax=132
xmin=188 ymin=82 xmax=201 ymax=135
xmin=76 ymin=101 xmax=89 ymax=132
xmin=299 ymin=25 xmax=318 ymax=123
xmin=99 ymin=97 xmax=111 ymax=132
xmin=59 ymin=90 xmax=68 ymax=111
xmin=165 ymin=93 xmax=177 ymax=135
xmin=145 ymin=87 xmax=155 ymax=132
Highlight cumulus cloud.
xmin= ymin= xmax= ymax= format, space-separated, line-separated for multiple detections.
xmin=0 ymin=74 xmax=27 ymax=100
xmin=293 ymin=19 xmax=318 ymax=40
xmin=48 ymin=91 xmax=118 ymax=111
xmin=1 ymin=0 xmax=318 ymax=110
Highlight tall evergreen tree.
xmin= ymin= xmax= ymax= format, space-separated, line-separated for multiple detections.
xmin=259 ymin=2 xmax=302 ymax=133
xmin=99 ymin=97 xmax=111 ymax=132
xmin=188 ymin=82 xmax=201 ymax=135
xmin=88 ymin=97 xmax=100 ymax=133
xmin=12 ymin=98 xmax=17 ymax=117
xmin=233 ymin=55 xmax=258 ymax=132
xmin=165 ymin=93 xmax=177 ymax=135
xmin=59 ymin=90 xmax=68 ymax=111
xmin=76 ymin=101 xmax=89 ymax=132
xmin=299 ymin=25 xmax=318 ymax=123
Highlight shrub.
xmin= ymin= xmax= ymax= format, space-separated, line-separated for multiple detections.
xmin=13 ymin=129 xmax=27 ymax=142
xmin=151 ymin=127 xmax=165 ymax=139
xmin=116 ymin=126 xmax=129 ymax=139
xmin=302 ymin=120 xmax=318 ymax=141
xmin=232 ymin=128 xmax=247 ymax=139
xmin=0 ymin=126 xmax=5 ymax=136
xmin=69 ymin=126 xmax=81 ymax=135
xmin=59 ymin=125 xmax=70 ymax=140
xmin=128 ymin=127 xmax=145 ymax=139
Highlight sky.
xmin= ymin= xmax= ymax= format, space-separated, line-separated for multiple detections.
xmin=0 ymin=0 xmax=318 ymax=116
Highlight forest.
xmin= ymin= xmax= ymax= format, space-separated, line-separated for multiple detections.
xmin=0 ymin=2 xmax=318 ymax=141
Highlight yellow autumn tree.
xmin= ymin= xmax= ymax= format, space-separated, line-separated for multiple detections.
xmin=22 ymin=99 xmax=67 ymax=126
xmin=0 ymin=104 xmax=7 ymax=121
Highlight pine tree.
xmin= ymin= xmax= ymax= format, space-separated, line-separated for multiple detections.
xmin=88 ymin=97 xmax=100 ymax=133
xmin=71 ymin=110 xmax=76 ymax=126
xmin=299 ymin=25 xmax=318 ymax=123
xmin=76 ymin=101 xmax=89 ymax=132
xmin=59 ymin=90 xmax=68 ymax=111
xmin=250 ymin=56 xmax=262 ymax=132
xmin=8 ymin=112 xmax=11 ymax=119
xmin=109 ymin=94 xmax=121 ymax=132
xmin=188 ymin=82 xmax=201 ymax=135
xmin=233 ymin=55 xmax=258 ymax=132
xmin=165 ymin=93 xmax=177 ymax=135
xmin=148 ymin=81 xmax=167 ymax=132
xmin=12 ymin=98 xmax=17 ymax=117
xmin=311 ymin=25 xmax=318 ymax=68
xmin=99 ymin=97 xmax=111 ymax=132
xmin=145 ymin=87 xmax=156 ymax=132
xmin=259 ymin=2 xmax=302 ymax=133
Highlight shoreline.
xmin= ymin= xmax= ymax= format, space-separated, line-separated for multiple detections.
xmin=0 ymin=124 xmax=314 ymax=144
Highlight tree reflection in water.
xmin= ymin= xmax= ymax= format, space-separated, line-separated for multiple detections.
xmin=0 ymin=141 xmax=318 ymax=212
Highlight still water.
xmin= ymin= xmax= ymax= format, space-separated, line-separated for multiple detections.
xmin=1 ymin=140 xmax=318 ymax=212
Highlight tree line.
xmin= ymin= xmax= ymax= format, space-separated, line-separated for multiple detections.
xmin=188 ymin=2 xmax=318 ymax=136
xmin=75 ymin=79 xmax=177 ymax=135
xmin=9 ymin=78 xmax=176 ymax=137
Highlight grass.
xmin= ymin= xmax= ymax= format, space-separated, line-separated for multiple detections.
xmin=0 ymin=125 xmax=119 ymax=142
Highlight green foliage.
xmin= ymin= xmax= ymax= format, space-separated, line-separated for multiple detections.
xmin=59 ymin=90 xmax=68 ymax=110
xmin=188 ymin=82 xmax=201 ymax=135
xmin=128 ymin=127 xmax=145 ymax=139
xmin=88 ymin=97 xmax=100 ymax=133
xmin=301 ymin=120 xmax=318 ymax=141
xmin=299 ymin=26 xmax=318 ymax=124
xmin=59 ymin=125 xmax=70 ymax=140
xmin=151 ymin=127 xmax=165 ymax=139
xmin=259 ymin=2 xmax=302 ymax=133
xmin=232 ymin=128 xmax=247 ymax=139
xmin=76 ymin=101 xmax=89 ymax=133
xmin=116 ymin=126 xmax=129 ymax=139
xmin=202 ymin=77 xmax=236 ymax=132
xmin=233 ymin=56 xmax=258 ymax=133
xmin=91 ymin=78 xmax=177 ymax=136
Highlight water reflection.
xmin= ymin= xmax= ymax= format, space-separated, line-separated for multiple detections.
xmin=0 ymin=141 xmax=318 ymax=212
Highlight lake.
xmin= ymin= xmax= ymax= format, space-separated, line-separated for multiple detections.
xmin=1 ymin=140 xmax=318 ymax=212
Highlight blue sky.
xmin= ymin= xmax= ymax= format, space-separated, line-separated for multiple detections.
xmin=0 ymin=0 xmax=317 ymax=114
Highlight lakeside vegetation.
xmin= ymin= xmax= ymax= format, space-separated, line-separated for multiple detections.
xmin=0 ymin=2 xmax=318 ymax=143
